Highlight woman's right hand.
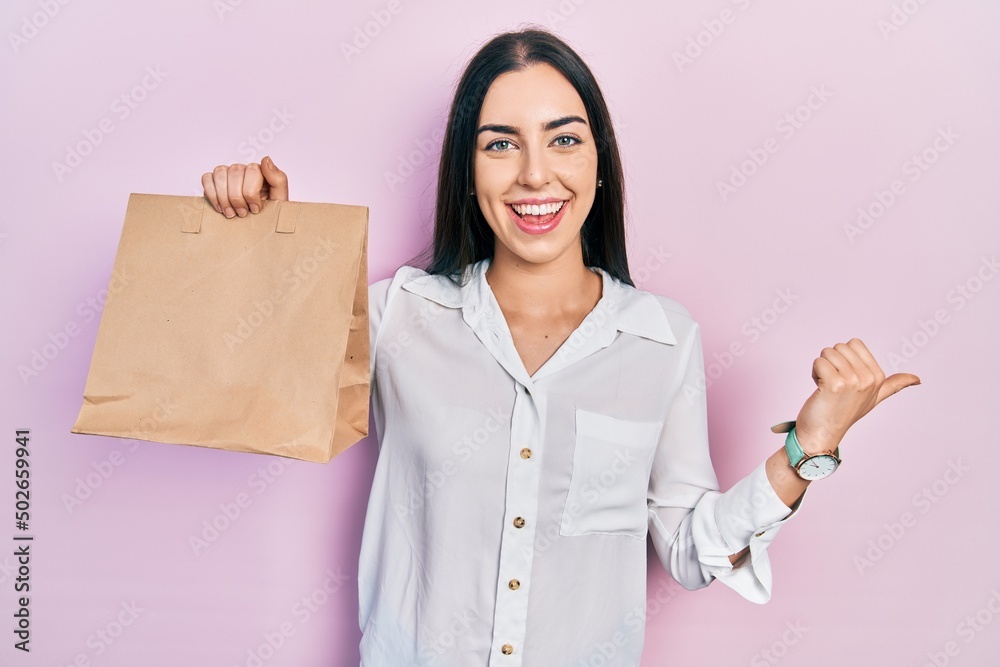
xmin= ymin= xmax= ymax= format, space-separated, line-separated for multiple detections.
xmin=201 ymin=155 xmax=289 ymax=218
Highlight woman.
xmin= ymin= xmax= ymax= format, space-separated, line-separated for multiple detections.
xmin=202 ymin=28 xmax=918 ymax=667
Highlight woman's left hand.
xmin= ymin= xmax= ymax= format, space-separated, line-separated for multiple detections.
xmin=793 ymin=338 xmax=920 ymax=454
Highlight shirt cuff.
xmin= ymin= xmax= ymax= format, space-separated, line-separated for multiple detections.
xmin=703 ymin=460 xmax=805 ymax=603
xmin=718 ymin=460 xmax=800 ymax=549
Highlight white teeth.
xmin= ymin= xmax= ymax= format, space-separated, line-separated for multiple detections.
xmin=511 ymin=201 xmax=565 ymax=216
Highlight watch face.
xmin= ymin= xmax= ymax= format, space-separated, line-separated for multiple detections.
xmin=795 ymin=454 xmax=839 ymax=480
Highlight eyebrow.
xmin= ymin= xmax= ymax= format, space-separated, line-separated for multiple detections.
xmin=476 ymin=115 xmax=588 ymax=136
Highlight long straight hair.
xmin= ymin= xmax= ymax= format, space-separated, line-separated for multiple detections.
xmin=418 ymin=28 xmax=633 ymax=287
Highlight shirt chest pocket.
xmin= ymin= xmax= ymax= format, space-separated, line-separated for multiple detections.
xmin=560 ymin=409 xmax=663 ymax=540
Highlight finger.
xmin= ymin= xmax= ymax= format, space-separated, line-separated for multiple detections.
xmin=832 ymin=341 xmax=874 ymax=386
xmin=811 ymin=356 xmax=839 ymax=387
xmin=261 ymin=155 xmax=289 ymax=201
xmin=847 ymin=338 xmax=885 ymax=378
xmin=201 ymin=172 xmax=221 ymax=213
xmin=212 ymin=166 xmax=235 ymax=218
xmin=819 ymin=347 xmax=855 ymax=383
xmin=875 ymin=373 xmax=921 ymax=404
xmin=846 ymin=338 xmax=886 ymax=384
xmin=242 ymin=163 xmax=265 ymax=213
xmin=227 ymin=164 xmax=250 ymax=217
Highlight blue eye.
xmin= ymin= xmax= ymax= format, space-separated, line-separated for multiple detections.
xmin=486 ymin=139 xmax=513 ymax=152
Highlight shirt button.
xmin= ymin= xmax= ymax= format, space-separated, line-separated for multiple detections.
xmin=520 ymin=448 xmax=532 ymax=459
xmin=501 ymin=644 xmax=514 ymax=655
xmin=513 ymin=517 xmax=525 ymax=529
xmin=508 ymin=578 xmax=520 ymax=590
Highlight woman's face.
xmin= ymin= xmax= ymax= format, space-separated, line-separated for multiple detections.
xmin=473 ymin=62 xmax=599 ymax=268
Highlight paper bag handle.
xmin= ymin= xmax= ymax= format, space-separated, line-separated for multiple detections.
xmin=182 ymin=198 xmax=298 ymax=234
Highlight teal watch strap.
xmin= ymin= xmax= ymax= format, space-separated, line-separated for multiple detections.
xmin=784 ymin=427 xmax=806 ymax=467
xmin=784 ymin=426 xmax=841 ymax=466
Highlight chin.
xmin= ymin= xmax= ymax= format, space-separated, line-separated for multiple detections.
xmin=497 ymin=232 xmax=583 ymax=267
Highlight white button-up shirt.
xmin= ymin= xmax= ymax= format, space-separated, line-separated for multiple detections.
xmin=358 ymin=257 xmax=800 ymax=667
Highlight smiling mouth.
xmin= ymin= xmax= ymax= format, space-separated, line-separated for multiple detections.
xmin=504 ymin=199 xmax=569 ymax=235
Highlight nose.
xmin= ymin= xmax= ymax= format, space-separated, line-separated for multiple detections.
xmin=516 ymin=143 xmax=553 ymax=190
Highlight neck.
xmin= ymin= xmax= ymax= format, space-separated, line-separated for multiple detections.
xmin=485 ymin=242 xmax=601 ymax=316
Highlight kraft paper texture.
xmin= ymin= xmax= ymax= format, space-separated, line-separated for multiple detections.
xmin=71 ymin=193 xmax=370 ymax=463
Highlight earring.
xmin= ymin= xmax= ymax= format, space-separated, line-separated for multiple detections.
xmin=597 ymin=179 xmax=603 ymax=188
xmin=469 ymin=190 xmax=475 ymax=196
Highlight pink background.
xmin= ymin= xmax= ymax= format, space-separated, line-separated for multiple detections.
xmin=2 ymin=0 xmax=998 ymax=665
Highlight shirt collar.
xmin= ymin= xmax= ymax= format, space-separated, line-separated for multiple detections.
xmin=400 ymin=257 xmax=677 ymax=346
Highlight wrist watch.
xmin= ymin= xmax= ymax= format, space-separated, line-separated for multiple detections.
xmin=773 ymin=421 xmax=841 ymax=481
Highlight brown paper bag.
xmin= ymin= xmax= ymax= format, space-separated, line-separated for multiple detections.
xmin=71 ymin=193 xmax=369 ymax=463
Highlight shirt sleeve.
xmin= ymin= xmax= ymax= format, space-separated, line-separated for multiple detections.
xmin=646 ymin=315 xmax=805 ymax=604
xmin=368 ymin=277 xmax=393 ymax=396
xmin=368 ymin=265 xmax=430 ymax=396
